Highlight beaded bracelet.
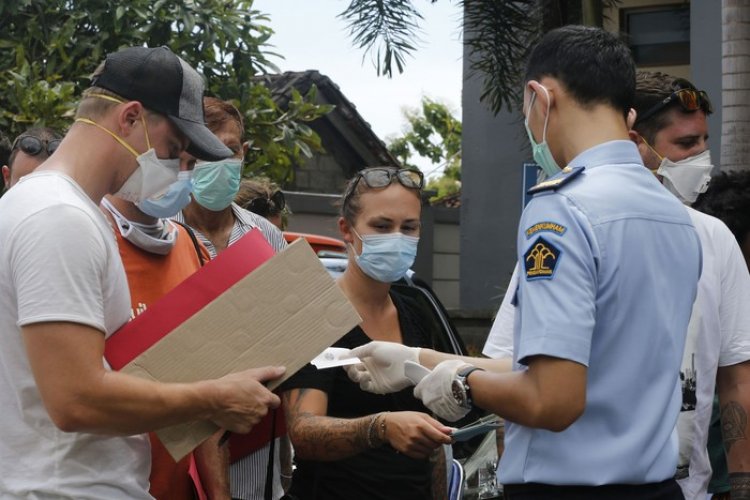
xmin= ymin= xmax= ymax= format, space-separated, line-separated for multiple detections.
xmin=366 ymin=412 xmax=389 ymax=448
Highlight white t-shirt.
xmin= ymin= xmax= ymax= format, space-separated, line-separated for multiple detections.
xmin=0 ymin=172 xmax=152 ymax=499
xmin=483 ymin=206 xmax=750 ymax=499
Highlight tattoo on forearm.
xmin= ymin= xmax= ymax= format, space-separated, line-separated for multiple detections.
xmin=282 ymin=389 xmax=372 ymax=461
xmin=730 ymin=472 xmax=750 ymax=499
xmin=721 ymin=401 xmax=748 ymax=453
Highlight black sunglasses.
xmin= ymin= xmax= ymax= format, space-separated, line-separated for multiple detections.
xmin=343 ymin=167 xmax=424 ymax=207
xmin=246 ymin=190 xmax=285 ymax=217
xmin=12 ymin=135 xmax=61 ymax=158
xmin=636 ymin=81 xmax=713 ymax=125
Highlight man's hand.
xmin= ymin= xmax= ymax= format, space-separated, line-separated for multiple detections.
xmin=209 ymin=366 xmax=285 ymax=433
xmin=414 ymin=360 xmax=472 ymax=422
xmin=345 ymin=341 xmax=420 ymax=394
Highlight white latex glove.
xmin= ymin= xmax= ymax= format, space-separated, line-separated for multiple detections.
xmin=344 ymin=341 xmax=421 ymax=395
xmin=414 ymin=359 xmax=472 ymax=422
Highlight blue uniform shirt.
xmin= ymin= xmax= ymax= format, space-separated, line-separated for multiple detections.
xmin=499 ymin=140 xmax=702 ymax=486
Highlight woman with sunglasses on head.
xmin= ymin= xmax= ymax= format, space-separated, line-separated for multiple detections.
xmin=2 ymin=127 xmax=63 ymax=190
xmin=235 ymin=177 xmax=287 ymax=230
xmin=280 ymin=167 xmax=454 ymax=500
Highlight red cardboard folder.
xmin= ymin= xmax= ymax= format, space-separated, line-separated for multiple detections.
xmin=105 ymin=229 xmax=275 ymax=370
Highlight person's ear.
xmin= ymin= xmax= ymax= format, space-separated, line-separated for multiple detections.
xmin=630 ymin=131 xmax=652 ymax=162
xmin=2 ymin=165 xmax=10 ymax=188
xmin=117 ymin=101 xmax=145 ymax=137
xmin=338 ymin=217 xmax=354 ymax=245
xmin=242 ymin=141 xmax=250 ymax=156
xmin=626 ymin=108 xmax=637 ymax=130
xmin=628 ymin=129 xmax=641 ymax=144
xmin=527 ymin=80 xmax=553 ymax=114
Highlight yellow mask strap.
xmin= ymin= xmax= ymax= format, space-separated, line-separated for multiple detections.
xmin=75 ymin=117 xmax=139 ymax=158
xmin=140 ymin=114 xmax=152 ymax=150
xmin=641 ymin=136 xmax=664 ymax=164
xmin=88 ymin=93 xmax=125 ymax=105
xmin=86 ymin=93 xmax=152 ymax=151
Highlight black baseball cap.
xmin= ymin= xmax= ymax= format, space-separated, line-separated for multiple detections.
xmin=92 ymin=46 xmax=232 ymax=161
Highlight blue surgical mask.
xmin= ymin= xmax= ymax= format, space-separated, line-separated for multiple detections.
xmin=191 ymin=158 xmax=243 ymax=211
xmin=524 ymin=85 xmax=561 ymax=178
xmin=137 ymin=170 xmax=194 ymax=218
xmin=352 ymin=229 xmax=419 ymax=283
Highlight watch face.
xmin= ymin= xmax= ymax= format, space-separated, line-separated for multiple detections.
xmin=451 ymin=379 xmax=468 ymax=408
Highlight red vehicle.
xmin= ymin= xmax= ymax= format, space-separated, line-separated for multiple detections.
xmin=283 ymin=231 xmax=347 ymax=256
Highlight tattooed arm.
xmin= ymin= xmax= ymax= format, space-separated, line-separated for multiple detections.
xmin=717 ymin=361 xmax=750 ymax=499
xmin=282 ymin=388 xmax=452 ymax=461
xmin=282 ymin=388 xmax=373 ymax=461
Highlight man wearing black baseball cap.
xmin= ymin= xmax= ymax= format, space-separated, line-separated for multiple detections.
xmin=91 ymin=45 xmax=231 ymax=162
xmin=0 ymin=46 xmax=285 ymax=498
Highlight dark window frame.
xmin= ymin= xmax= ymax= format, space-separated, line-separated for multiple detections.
xmin=621 ymin=3 xmax=691 ymax=67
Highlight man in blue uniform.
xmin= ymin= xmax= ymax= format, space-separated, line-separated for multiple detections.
xmin=348 ymin=26 xmax=702 ymax=499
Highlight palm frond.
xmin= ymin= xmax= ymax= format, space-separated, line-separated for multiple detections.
xmin=339 ymin=0 xmax=424 ymax=77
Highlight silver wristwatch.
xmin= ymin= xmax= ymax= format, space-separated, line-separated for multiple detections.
xmin=451 ymin=366 xmax=485 ymax=410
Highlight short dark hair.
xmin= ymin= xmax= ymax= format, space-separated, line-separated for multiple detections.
xmin=524 ymin=25 xmax=635 ymax=116
xmin=632 ymin=71 xmax=712 ymax=144
xmin=8 ymin=127 xmax=63 ymax=169
xmin=693 ymin=170 xmax=750 ymax=246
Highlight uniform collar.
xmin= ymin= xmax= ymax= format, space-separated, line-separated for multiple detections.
xmin=568 ymin=140 xmax=643 ymax=170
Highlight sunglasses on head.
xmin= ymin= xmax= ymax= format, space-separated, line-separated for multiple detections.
xmin=636 ymin=82 xmax=713 ymax=125
xmin=343 ymin=167 xmax=424 ymax=208
xmin=344 ymin=167 xmax=424 ymax=206
xmin=246 ymin=190 xmax=285 ymax=217
xmin=12 ymin=135 xmax=61 ymax=158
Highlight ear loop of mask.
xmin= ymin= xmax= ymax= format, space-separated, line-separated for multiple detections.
xmin=75 ymin=93 xmax=152 ymax=156
xmin=526 ymin=86 xmax=552 ymax=143
xmin=640 ymin=136 xmax=665 ymax=170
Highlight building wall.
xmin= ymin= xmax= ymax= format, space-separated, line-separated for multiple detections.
xmin=459 ymin=40 xmax=526 ymax=316
xmin=603 ymin=0 xmax=691 ymax=79
xmin=432 ymin=208 xmax=461 ymax=310
xmin=290 ymin=154 xmax=352 ymax=195
xmin=601 ymin=0 xmax=723 ymax=160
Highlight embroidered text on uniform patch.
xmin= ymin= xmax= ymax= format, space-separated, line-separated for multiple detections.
xmin=525 ymin=221 xmax=567 ymax=239
xmin=524 ymin=236 xmax=561 ymax=280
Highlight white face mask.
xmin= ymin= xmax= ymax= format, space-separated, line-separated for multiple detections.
xmin=115 ymin=150 xmax=180 ymax=203
xmin=656 ymin=149 xmax=713 ymax=205
xmin=76 ymin=94 xmax=180 ymax=203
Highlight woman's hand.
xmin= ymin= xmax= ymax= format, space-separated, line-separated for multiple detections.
xmin=382 ymin=411 xmax=453 ymax=459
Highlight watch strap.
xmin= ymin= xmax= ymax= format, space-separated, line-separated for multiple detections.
xmin=457 ymin=365 xmax=485 ymax=408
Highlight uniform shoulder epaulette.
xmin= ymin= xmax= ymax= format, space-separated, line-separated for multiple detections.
xmin=527 ymin=166 xmax=585 ymax=195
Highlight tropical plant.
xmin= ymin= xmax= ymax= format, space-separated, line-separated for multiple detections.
xmin=387 ymin=96 xmax=461 ymax=201
xmin=340 ymin=0 xmax=619 ymax=114
xmin=0 ymin=0 xmax=331 ymax=191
